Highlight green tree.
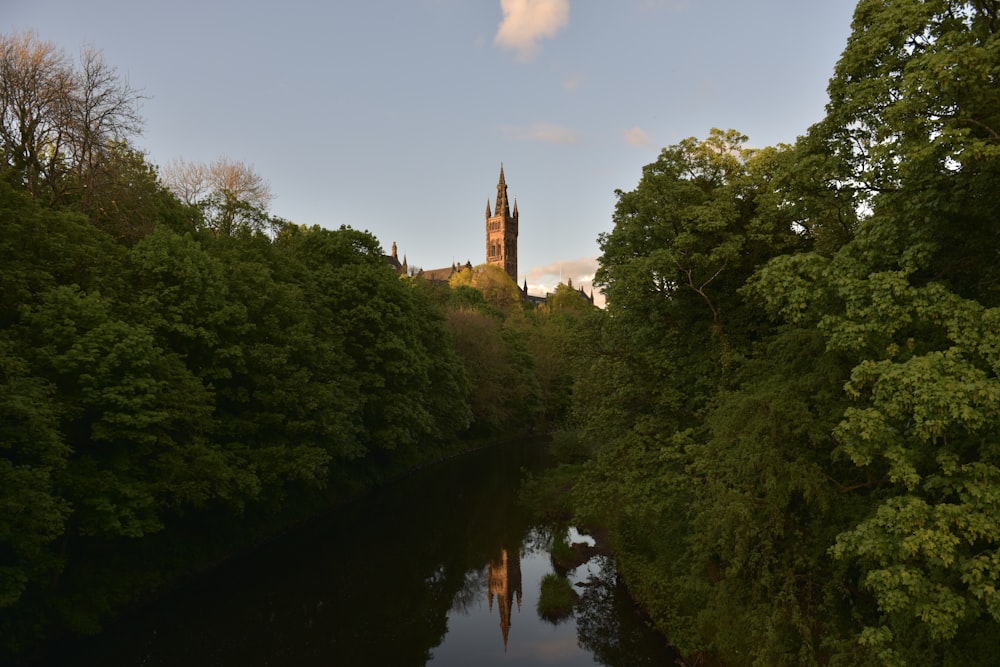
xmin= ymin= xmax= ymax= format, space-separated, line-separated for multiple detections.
xmin=446 ymin=308 xmax=540 ymax=435
xmin=280 ymin=225 xmax=470 ymax=459
xmin=524 ymin=284 xmax=593 ymax=426
xmin=573 ymin=131 xmax=841 ymax=663
xmin=0 ymin=339 xmax=69 ymax=611
xmin=81 ymin=142 xmax=184 ymax=245
xmin=748 ymin=2 xmax=1000 ymax=661
xmin=544 ymin=282 xmax=592 ymax=314
xmin=18 ymin=285 xmax=216 ymax=538
xmin=449 ymin=263 xmax=526 ymax=313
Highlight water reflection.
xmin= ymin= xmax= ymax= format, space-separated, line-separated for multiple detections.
xmin=36 ymin=441 xmax=678 ymax=667
xmin=487 ymin=548 xmax=522 ymax=650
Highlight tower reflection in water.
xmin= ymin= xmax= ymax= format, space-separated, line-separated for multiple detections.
xmin=487 ymin=547 xmax=523 ymax=650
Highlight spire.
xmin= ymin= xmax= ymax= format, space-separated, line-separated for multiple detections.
xmin=495 ymin=165 xmax=509 ymax=216
xmin=485 ymin=164 xmax=517 ymax=282
xmin=391 ymin=241 xmax=398 ymax=260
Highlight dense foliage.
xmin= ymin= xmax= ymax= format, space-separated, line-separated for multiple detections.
xmin=0 ymin=33 xmax=596 ymax=659
xmin=16 ymin=1 xmax=1000 ymax=662
xmin=570 ymin=1 xmax=1000 ymax=664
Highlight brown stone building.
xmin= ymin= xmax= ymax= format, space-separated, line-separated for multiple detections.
xmin=386 ymin=166 xmax=516 ymax=283
xmin=385 ymin=167 xmax=595 ymax=306
xmin=485 ymin=165 xmax=518 ymax=282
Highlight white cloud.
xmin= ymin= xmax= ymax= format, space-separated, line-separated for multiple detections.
xmin=623 ymin=126 xmax=655 ymax=148
xmin=494 ymin=0 xmax=570 ymax=62
xmin=501 ymin=122 xmax=581 ymax=144
xmin=523 ymin=256 xmax=605 ymax=307
xmin=525 ymin=257 xmax=597 ymax=283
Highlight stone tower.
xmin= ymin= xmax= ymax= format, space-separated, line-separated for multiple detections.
xmin=485 ymin=165 xmax=518 ymax=281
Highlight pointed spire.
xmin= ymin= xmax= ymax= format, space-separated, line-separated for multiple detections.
xmin=495 ymin=165 xmax=509 ymax=216
xmin=513 ymin=198 xmax=518 ymax=217
xmin=523 ymin=278 xmax=528 ymax=294
xmin=486 ymin=199 xmax=492 ymax=218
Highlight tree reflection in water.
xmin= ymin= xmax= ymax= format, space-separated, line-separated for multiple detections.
xmin=574 ymin=555 xmax=678 ymax=666
xmin=431 ymin=525 xmax=679 ymax=667
xmin=36 ymin=442 xmax=678 ymax=667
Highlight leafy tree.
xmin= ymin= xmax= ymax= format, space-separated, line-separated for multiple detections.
xmin=280 ymin=225 xmax=469 ymax=458
xmin=572 ymin=131 xmax=850 ymax=663
xmin=449 ymin=263 xmax=526 ymax=313
xmin=0 ymin=339 xmax=69 ymax=611
xmin=593 ymin=130 xmax=806 ymax=430
xmin=523 ymin=284 xmax=594 ymax=426
xmin=18 ymin=284 xmax=218 ymax=538
xmin=745 ymin=1 xmax=1000 ymax=661
xmin=128 ymin=228 xmax=281 ymax=508
xmin=446 ymin=308 xmax=540 ymax=435
xmin=0 ymin=32 xmax=491 ymax=657
xmin=545 ymin=282 xmax=592 ymax=314
xmin=80 ymin=142 xmax=183 ymax=245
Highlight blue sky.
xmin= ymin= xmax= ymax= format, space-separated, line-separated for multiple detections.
xmin=7 ymin=0 xmax=859 ymax=304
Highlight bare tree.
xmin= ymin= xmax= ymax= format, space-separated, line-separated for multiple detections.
xmin=161 ymin=158 xmax=209 ymax=207
xmin=69 ymin=43 xmax=144 ymax=206
xmin=0 ymin=31 xmax=71 ymax=200
xmin=0 ymin=31 xmax=144 ymax=206
xmin=162 ymin=157 xmax=273 ymax=236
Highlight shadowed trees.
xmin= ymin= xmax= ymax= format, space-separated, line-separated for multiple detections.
xmin=569 ymin=2 xmax=1000 ymax=663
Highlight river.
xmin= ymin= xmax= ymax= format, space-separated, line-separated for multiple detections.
xmin=39 ymin=440 xmax=680 ymax=666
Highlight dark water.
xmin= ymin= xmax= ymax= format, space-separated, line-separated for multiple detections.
xmin=41 ymin=441 xmax=679 ymax=666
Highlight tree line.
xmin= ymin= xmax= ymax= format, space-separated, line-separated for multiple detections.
xmin=0 ymin=31 xmax=593 ymax=659
xmin=9 ymin=0 xmax=1000 ymax=662
xmin=566 ymin=1 xmax=1000 ymax=664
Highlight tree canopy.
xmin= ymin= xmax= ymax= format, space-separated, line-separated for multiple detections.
xmin=0 ymin=33 xmax=593 ymax=656
xmin=569 ymin=2 xmax=1000 ymax=664
xmin=12 ymin=3 xmax=1000 ymax=661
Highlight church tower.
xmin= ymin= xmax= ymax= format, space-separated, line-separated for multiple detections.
xmin=485 ymin=166 xmax=518 ymax=281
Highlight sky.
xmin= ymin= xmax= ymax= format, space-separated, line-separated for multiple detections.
xmin=7 ymin=0 xmax=859 ymax=305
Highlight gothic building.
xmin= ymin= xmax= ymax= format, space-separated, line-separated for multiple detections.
xmin=485 ymin=165 xmax=518 ymax=282
xmin=384 ymin=167 xmax=595 ymax=306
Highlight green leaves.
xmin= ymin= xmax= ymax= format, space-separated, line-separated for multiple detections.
xmin=578 ymin=5 xmax=1000 ymax=659
xmin=833 ymin=461 xmax=1000 ymax=640
xmin=0 ymin=339 xmax=69 ymax=610
xmin=0 ymin=179 xmax=484 ymax=653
